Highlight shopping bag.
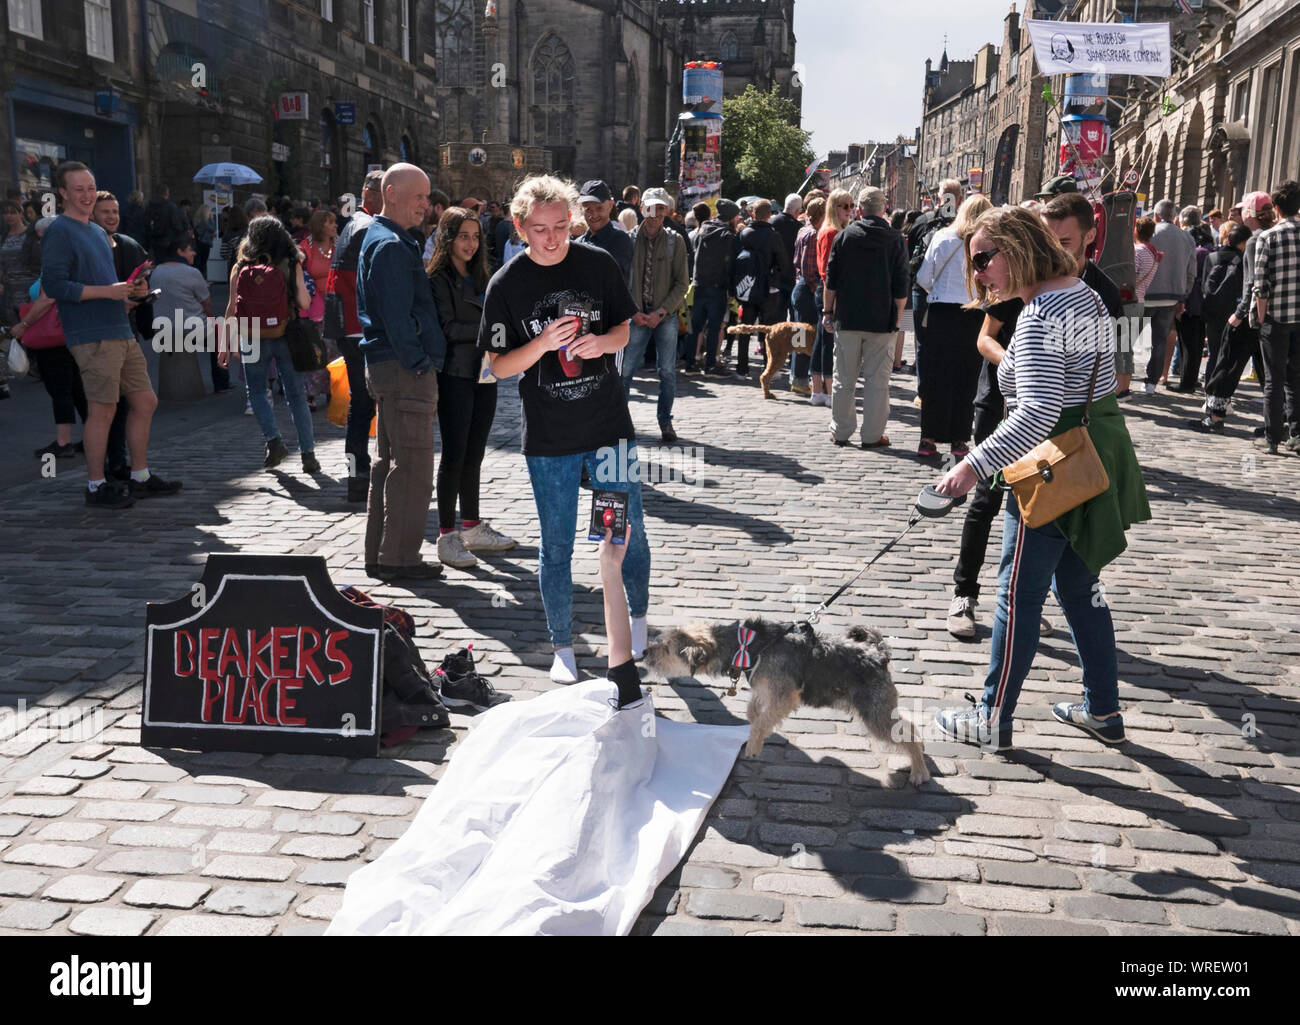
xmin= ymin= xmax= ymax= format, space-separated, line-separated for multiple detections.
xmin=327 ymin=356 xmax=377 ymax=437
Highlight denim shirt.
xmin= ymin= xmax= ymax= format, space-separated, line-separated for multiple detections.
xmin=357 ymin=215 xmax=447 ymax=374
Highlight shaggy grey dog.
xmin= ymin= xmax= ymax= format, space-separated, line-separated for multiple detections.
xmin=644 ymin=618 xmax=930 ymax=785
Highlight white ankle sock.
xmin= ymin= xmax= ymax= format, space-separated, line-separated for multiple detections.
xmin=550 ymin=647 xmax=579 ymax=683
xmin=630 ymin=616 xmax=648 ymax=659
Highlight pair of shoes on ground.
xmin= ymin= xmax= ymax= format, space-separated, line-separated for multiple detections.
xmin=263 ymin=437 xmax=319 ymax=473
xmin=946 ymin=594 xmax=1051 ymax=640
xmin=84 ymin=472 xmax=183 ymax=509
xmin=437 ymin=645 xmax=511 ymax=712
xmin=34 ymin=440 xmax=82 ymax=459
xmin=550 ymin=617 xmax=648 ymax=683
xmin=936 ymin=700 xmax=1125 ymax=750
xmin=917 ymin=440 xmax=969 ymax=459
xmin=809 ymin=392 xmax=831 ymax=407
xmin=436 ymin=521 xmax=516 ymax=568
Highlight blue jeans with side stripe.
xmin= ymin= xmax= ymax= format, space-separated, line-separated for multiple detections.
xmin=979 ymin=498 xmax=1120 ymax=730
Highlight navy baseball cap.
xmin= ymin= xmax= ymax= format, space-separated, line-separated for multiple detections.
xmin=578 ymin=180 xmax=613 ymax=204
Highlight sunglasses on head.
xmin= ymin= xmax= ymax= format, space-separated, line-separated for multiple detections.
xmin=971 ymin=248 xmax=1000 ymax=273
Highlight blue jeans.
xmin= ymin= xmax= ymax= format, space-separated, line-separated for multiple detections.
xmin=242 ymin=338 xmax=315 ymax=452
xmin=791 ymin=279 xmax=818 ymax=382
xmin=689 ymin=286 xmax=728 ymax=369
xmin=525 ymin=443 xmax=651 ymax=649
xmin=623 ymin=318 xmax=678 ymax=428
xmin=979 ymin=498 xmax=1119 ymax=729
xmin=810 ymin=282 xmax=833 ymax=376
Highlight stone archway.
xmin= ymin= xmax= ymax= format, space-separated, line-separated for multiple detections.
xmin=1152 ymin=133 xmax=1169 ymax=205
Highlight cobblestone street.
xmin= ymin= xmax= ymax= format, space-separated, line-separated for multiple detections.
xmin=2 ymin=358 xmax=1298 ymax=937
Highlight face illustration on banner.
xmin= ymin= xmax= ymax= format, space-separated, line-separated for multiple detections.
xmin=1051 ymin=34 xmax=1077 ymax=64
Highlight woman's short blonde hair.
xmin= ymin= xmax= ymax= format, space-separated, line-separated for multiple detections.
xmin=960 ymin=206 xmax=1076 ymax=308
xmin=510 ymin=174 xmax=578 ymax=224
xmin=825 ymin=189 xmax=855 ymax=231
xmin=804 ymin=196 xmax=826 ymax=229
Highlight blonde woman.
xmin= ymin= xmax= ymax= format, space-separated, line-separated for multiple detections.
xmin=811 ymin=189 xmax=854 ymax=400
xmin=933 ymin=207 xmax=1149 ymax=750
xmin=915 ymin=194 xmax=992 ymax=458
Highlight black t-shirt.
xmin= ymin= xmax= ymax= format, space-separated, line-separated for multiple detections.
xmin=478 ymin=242 xmax=638 ymax=457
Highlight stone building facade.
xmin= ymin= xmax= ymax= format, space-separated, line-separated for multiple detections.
xmin=4 ymin=0 xmax=801 ymax=209
xmin=825 ymin=139 xmax=917 ymax=213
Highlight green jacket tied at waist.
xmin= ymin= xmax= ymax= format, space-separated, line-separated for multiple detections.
xmin=1035 ymin=393 xmax=1151 ymax=574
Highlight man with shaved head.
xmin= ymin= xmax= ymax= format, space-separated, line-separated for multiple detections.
xmin=357 ymin=163 xmax=448 ymax=581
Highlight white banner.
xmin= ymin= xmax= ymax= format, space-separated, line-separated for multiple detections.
xmin=1026 ymin=19 xmax=1171 ymax=78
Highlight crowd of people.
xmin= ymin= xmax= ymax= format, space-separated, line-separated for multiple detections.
xmin=6 ymin=154 xmax=1300 ymax=734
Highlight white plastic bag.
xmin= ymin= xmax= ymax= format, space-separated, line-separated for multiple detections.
xmin=6 ymin=335 xmax=28 ymax=377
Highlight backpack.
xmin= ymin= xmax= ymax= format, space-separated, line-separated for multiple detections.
xmin=1202 ymin=251 xmax=1243 ymax=321
xmin=234 ymin=261 xmax=291 ymax=339
xmin=732 ymin=244 xmax=766 ymax=303
xmin=907 ymin=213 xmax=953 ymax=283
xmin=692 ymin=221 xmax=736 ymax=290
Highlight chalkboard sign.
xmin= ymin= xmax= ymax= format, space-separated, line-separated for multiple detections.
xmin=142 ymin=555 xmax=384 ymax=757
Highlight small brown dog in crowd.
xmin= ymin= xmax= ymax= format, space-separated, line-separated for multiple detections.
xmin=725 ymin=322 xmax=816 ymax=399
xmin=644 ymin=617 xmax=930 ymax=786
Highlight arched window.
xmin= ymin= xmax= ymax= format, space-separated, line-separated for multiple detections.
xmin=400 ymin=133 xmax=415 ymax=163
xmin=437 ymin=0 xmax=474 ymax=88
xmin=364 ymin=122 xmax=383 ymax=169
xmin=531 ymin=35 xmax=575 ymax=147
xmin=720 ymin=31 xmax=739 ymax=61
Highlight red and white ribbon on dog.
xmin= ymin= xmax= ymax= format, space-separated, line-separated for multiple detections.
xmin=732 ymin=625 xmax=757 ymax=672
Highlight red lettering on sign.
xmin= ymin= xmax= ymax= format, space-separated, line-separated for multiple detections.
xmin=271 ymin=626 xmax=296 ymax=678
xmin=246 ymin=630 xmax=274 ymax=678
xmin=201 ymin=677 xmax=222 ymax=722
xmin=278 ymin=679 xmax=306 ymax=726
xmin=325 ymin=630 xmax=353 ymax=685
xmin=222 ymin=674 xmax=237 ymax=723
xmin=217 ymin=628 xmax=247 ymax=679
xmin=297 ymin=627 xmax=324 ymax=684
xmin=236 ymin=677 xmax=263 ymax=725
xmin=198 ymin=627 xmax=221 ymax=680
xmin=174 ymin=631 xmax=196 ymax=677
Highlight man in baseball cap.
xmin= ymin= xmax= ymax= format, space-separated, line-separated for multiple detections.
xmin=1036 ymin=175 xmax=1079 ymax=200
xmin=579 ymin=179 xmax=632 ymax=279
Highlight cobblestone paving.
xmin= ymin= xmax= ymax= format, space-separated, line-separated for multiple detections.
xmin=2 ymin=358 xmax=1298 ymax=936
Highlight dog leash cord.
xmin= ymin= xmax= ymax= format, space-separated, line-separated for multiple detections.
xmin=810 ymin=511 xmax=922 ymax=621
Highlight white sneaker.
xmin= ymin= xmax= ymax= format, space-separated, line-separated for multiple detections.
xmin=436 ymin=531 xmax=478 ymax=568
xmin=1142 ymin=382 xmax=1156 ymax=395
xmin=461 ymin=520 xmax=516 ymax=552
xmin=550 ymin=647 xmax=579 ymax=683
xmin=630 ymin=616 xmax=648 ymax=659
xmin=947 ymin=595 xmax=977 ymax=638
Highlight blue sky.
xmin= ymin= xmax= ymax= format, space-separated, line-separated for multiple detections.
xmin=793 ymin=0 xmax=1022 ymax=152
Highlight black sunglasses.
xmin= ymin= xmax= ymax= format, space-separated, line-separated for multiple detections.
xmin=971 ymin=248 xmax=1000 ymax=273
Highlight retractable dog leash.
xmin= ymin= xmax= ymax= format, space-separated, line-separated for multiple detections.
xmin=724 ymin=485 xmax=967 ymax=695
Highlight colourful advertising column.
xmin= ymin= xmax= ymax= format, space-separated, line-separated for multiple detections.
xmin=679 ymin=62 xmax=724 ymax=216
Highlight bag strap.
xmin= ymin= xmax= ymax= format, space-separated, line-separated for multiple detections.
xmin=1082 ymin=289 xmax=1106 ymax=426
xmin=930 ymin=237 xmax=961 ymax=287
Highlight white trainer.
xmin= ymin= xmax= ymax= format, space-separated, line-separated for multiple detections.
xmin=550 ymin=647 xmax=579 ymax=683
xmin=436 ymin=531 xmax=478 ymax=569
xmin=461 ymin=520 xmax=516 ymax=552
xmin=946 ymin=595 xmax=977 ymax=639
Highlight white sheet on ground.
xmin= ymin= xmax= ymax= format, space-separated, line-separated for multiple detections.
xmin=326 ymin=679 xmax=749 ymax=935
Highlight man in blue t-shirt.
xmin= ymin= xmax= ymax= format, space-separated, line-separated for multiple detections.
xmin=41 ymin=162 xmax=181 ymax=509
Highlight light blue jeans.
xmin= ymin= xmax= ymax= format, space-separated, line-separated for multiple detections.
xmin=242 ymin=339 xmax=315 ymax=452
xmin=622 ymin=319 xmax=679 ymax=428
xmin=525 ymin=443 xmax=651 ymax=649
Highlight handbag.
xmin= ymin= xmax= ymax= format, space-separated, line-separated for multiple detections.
xmin=282 ymin=267 xmax=327 ymax=372
xmin=1000 ymin=293 xmax=1111 ymax=529
xmin=15 ymin=301 xmax=64 ymax=350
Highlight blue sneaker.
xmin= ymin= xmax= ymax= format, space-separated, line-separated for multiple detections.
xmin=935 ymin=703 xmax=1012 ymax=752
xmin=1052 ymin=702 xmax=1125 ymax=745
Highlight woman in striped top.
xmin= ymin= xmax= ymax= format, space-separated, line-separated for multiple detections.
xmin=933 ymin=207 xmax=1150 ymax=751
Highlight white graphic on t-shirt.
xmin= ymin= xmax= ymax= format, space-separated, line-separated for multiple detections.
xmin=521 ymin=288 xmax=614 ymax=402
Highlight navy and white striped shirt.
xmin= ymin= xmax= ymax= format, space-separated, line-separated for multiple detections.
xmin=967 ymin=281 xmax=1117 ymax=479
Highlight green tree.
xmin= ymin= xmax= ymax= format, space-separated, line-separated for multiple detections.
xmin=721 ymin=84 xmax=814 ymax=200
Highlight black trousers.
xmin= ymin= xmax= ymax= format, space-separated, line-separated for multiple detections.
xmin=33 ymin=346 xmax=88 ymax=427
xmin=1204 ymin=322 xmax=1260 ymax=417
xmin=737 ymin=292 xmax=783 ymax=374
xmin=435 ymin=373 xmax=498 ymax=531
xmin=338 ymin=335 xmax=376 ymax=478
xmin=918 ymin=302 xmax=983 ymax=443
xmin=1203 ymin=313 xmax=1229 ymax=383
xmin=1260 ymin=319 xmax=1300 ymax=444
xmin=1176 ymin=313 xmax=1205 ymax=391
xmin=952 ymin=401 xmax=1005 ymax=599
